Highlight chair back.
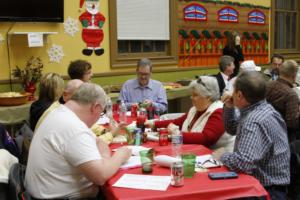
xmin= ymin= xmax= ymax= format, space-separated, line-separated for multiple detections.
xmin=14 ymin=122 xmax=33 ymax=165
xmin=288 ymin=140 xmax=300 ymax=199
xmin=8 ymin=163 xmax=31 ymax=200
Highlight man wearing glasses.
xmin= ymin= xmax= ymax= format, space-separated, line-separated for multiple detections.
xmin=263 ymin=54 xmax=284 ymax=81
xmin=119 ymin=58 xmax=167 ymax=113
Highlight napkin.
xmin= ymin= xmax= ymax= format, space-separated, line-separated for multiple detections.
xmin=154 ymin=155 xmax=181 ymax=168
xmin=146 ymin=132 xmax=159 ymax=141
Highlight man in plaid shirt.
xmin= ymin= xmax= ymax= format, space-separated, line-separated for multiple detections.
xmin=217 ymin=71 xmax=290 ymax=200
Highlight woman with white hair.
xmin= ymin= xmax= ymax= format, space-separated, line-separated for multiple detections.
xmin=147 ymin=76 xmax=235 ymax=151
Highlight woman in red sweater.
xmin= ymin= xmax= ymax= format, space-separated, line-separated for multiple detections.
xmin=147 ymin=76 xmax=235 ymax=151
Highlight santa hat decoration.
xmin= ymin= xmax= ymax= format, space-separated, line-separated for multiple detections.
xmin=80 ymin=0 xmax=85 ymax=8
xmin=80 ymin=0 xmax=99 ymax=8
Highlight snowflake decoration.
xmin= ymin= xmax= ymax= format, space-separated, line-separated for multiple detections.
xmin=64 ymin=17 xmax=79 ymax=37
xmin=0 ymin=34 xmax=4 ymax=43
xmin=47 ymin=44 xmax=64 ymax=63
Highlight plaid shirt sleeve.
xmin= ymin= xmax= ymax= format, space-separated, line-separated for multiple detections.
xmin=223 ymin=106 xmax=239 ymax=135
xmin=220 ymin=120 xmax=271 ymax=174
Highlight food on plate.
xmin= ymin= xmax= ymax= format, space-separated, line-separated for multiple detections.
xmin=0 ymin=92 xmax=24 ymax=98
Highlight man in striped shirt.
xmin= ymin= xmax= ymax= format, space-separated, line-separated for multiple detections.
xmin=217 ymin=71 xmax=290 ymax=199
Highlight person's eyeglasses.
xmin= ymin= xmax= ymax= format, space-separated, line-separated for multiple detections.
xmin=137 ymin=72 xmax=151 ymax=77
xmin=197 ymin=78 xmax=210 ymax=91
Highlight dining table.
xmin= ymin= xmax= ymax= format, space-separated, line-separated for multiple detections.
xmin=103 ymin=135 xmax=269 ymax=200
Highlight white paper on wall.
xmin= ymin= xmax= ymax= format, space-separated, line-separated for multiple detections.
xmin=27 ymin=33 xmax=43 ymax=47
xmin=47 ymin=44 xmax=64 ymax=63
xmin=64 ymin=16 xmax=79 ymax=37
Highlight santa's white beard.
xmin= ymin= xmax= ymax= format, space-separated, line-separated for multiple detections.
xmin=86 ymin=4 xmax=99 ymax=15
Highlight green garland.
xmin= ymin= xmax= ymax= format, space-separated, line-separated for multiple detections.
xmin=190 ymin=30 xmax=201 ymax=39
xmin=224 ymin=31 xmax=232 ymax=38
xmin=202 ymin=30 xmax=211 ymax=39
xmin=252 ymin=32 xmax=260 ymax=40
xmin=213 ymin=30 xmax=222 ymax=39
xmin=261 ymin=33 xmax=268 ymax=40
xmin=179 ymin=29 xmax=189 ymax=39
xmin=179 ymin=0 xmax=269 ymax=9
xmin=243 ymin=32 xmax=251 ymax=40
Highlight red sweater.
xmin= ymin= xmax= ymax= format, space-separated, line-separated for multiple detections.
xmin=155 ymin=108 xmax=224 ymax=147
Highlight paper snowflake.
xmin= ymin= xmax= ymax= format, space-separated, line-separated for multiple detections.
xmin=47 ymin=44 xmax=64 ymax=63
xmin=64 ymin=17 xmax=79 ymax=37
xmin=0 ymin=34 xmax=4 ymax=42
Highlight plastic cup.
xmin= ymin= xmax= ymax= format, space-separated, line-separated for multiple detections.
xmin=139 ymin=149 xmax=154 ymax=174
xmin=181 ymin=154 xmax=196 ymax=178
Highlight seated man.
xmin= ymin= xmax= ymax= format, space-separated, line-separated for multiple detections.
xmin=263 ymin=54 xmax=284 ymax=81
xmin=266 ymin=60 xmax=300 ymax=142
xmin=119 ymin=58 xmax=168 ymax=113
xmin=25 ymin=83 xmax=131 ymax=199
xmin=217 ymin=71 xmax=290 ymax=199
xmin=213 ymin=55 xmax=235 ymax=96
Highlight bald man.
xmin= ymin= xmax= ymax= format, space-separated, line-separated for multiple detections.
xmin=63 ymin=79 xmax=84 ymax=102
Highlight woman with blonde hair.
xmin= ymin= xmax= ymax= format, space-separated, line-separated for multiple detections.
xmin=30 ymin=73 xmax=64 ymax=130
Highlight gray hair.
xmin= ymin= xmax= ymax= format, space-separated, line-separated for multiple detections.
xmin=235 ymin=71 xmax=266 ymax=104
xmin=189 ymin=76 xmax=220 ymax=101
xmin=279 ymin=60 xmax=299 ymax=78
xmin=70 ymin=83 xmax=107 ymax=108
xmin=137 ymin=58 xmax=152 ymax=72
xmin=219 ymin=55 xmax=234 ymax=72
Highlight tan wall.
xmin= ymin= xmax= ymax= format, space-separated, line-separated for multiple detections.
xmin=0 ymin=0 xmax=110 ymax=81
xmin=0 ymin=0 xmax=271 ymax=83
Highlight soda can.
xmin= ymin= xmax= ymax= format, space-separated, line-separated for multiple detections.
xmin=131 ymin=104 xmax=138 ymax=118
xmin=159 ymin=129 xmax=169 ymax=146
xmin=171 ymin=161 xmax=184 ymax=187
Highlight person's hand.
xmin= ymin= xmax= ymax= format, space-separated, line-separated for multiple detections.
xmin=96 ymin=137 xmax=111 ymax=158
xmin=143 ymin=99 xmax=153 ymax=106
xmin=212 ymin=147 xmax=226 ymax=161
xmin=110 ymin=121 xmax=126 ymax=136
xmin=115 ymin=146 xmax=132 ymax=164
xmin=167 ymin=123 xmax=179 ymax=134
xmin=221 ymin=91 xmax=234 ymax=108
xmin=145 ymin=119 xmax=155 ymax=128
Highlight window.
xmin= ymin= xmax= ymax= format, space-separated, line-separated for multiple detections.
xmin=248 ymin=10 xmax=266 ymax=25
xmin=218 ymin=7 xmax=238 ymax=23
xmin=109 ymin=0 xmax=178 ymax=68
xmin=184 ymin=4 xmax=207 ymax=21
xmin=274 ymin=0 xmax=298 ymax=49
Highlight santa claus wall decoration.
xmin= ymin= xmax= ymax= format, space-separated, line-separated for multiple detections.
xmin=79 ymin=0 xmax=105 ymax=56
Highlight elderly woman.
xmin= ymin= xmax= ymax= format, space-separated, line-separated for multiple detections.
xmin=147 ymin=76 xmax=235 ymax=151
xmin=29 ymin=73 xmax=64 ymax=130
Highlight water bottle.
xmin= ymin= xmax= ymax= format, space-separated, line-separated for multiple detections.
xmin=134 ymin=128 xmax=142 ymax=146
xmin=106 ymin=98 xmax=113 ymax=119
xmin=119 ymin=100 xmax=127 ymax=124
xmin=171 ymin=127 xmax=183 ymax=159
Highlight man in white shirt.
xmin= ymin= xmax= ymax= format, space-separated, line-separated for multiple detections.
xmin=25 ymin=83 xmax=131 ymax=199
xmin=213 ymin=55 xmax=235 ymax=96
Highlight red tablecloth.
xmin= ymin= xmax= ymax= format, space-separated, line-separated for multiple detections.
xmin=104 ymin=142 xmax=269 ymax=200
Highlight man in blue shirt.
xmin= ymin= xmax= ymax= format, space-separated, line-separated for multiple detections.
xmin=119 ymin=58 xmax=167 ymax=113
xmin=217 ymin=71 xmax=290 ymax=200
